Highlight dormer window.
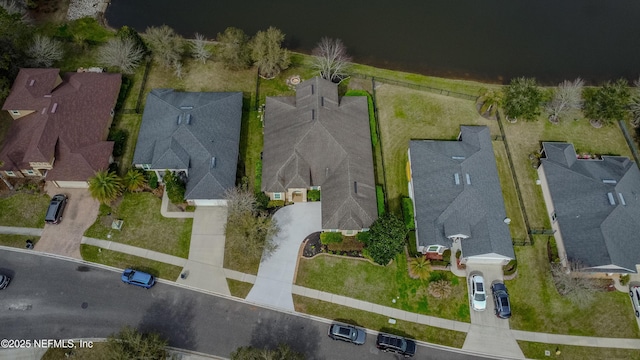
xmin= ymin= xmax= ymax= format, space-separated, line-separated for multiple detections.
xmin=10 ymin=110 xmax=19 ymax=116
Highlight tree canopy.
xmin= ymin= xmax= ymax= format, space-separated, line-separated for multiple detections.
xmin=217 ymin=27 xmax=252 ymax=70
xmin=582 ymin=78 xmax=631 ymax=126
xmin=104 ymin=326 xmax=168 ymax=360
xmin=362 ymin=214 xmax=407 ymax=265
xmin=502 ymin=77 xmax=543 ymax=121
xmin=250 ymin=27 xmax=290 ymax=78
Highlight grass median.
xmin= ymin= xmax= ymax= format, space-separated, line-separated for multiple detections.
xmin=81 ymin=244 xmax=183 ymax=281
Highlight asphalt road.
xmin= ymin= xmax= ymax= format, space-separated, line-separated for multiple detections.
xmin=0 ymin=250 xmax=495 ymax=360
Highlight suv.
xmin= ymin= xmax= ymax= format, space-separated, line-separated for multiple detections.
xmin=376 ymin=333 xmax=416 ymax=357
xmin=121 ymin=269 xmax=156 ymax=289
xmin=328 ymin=323 xmax=366 ymax=345
xmin=630 ymin=285 xmax=640 ymax=318
xmin=470 ymin=274 xmax=487 ymax=311
xmin=45 ymin=194 xmax=67 ymax=224
xmin=491 ymin=282 xmax=511 ymax=319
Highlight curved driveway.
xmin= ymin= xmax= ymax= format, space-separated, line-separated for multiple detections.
xmin=246 ymin=202 xmax=322 ymax=311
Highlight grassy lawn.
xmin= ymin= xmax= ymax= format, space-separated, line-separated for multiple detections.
xmin=493 ymin=141 xmax=528 ymax=241
xmin=43 ymin=342 xmax=109 ymax=360
xmin=296 ymin=254 xmax=470 ymax=322
xmin=227 ymin=279 xmax=253 ymax=299
xmin=84 ymin=192 xmax=192 ymax=258
xmin=0 ymin=234 xmax=39 ymax=248
xmin=375 ymin=85 xmax=500 ymax=213
xmin=111 ymin=113 xmax=142 ymax=176
xmin=294 ymin=295 xmax=467 ymax=348
xmin=517 ymin=341 xmax=640 ymax=360
xmin=507 ymin=237 xmax=640 ymax=338
xmin=0 ymin=193 xmax=50 ymax=227
xmin=80 ymin=244 xmax=183 ymax=281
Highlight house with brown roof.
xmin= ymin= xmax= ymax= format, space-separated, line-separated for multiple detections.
xmin=0 ymin=68 xmax=121 ymax=188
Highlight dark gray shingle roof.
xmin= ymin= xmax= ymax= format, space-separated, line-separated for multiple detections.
xmin=409 ymin=126 xmax=514 ymax=259
xmin=133 ymin=89 xmax=242 ymax=200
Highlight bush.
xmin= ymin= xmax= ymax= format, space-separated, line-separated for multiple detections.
xmin=147 ymin=172 xmax=158 ymax=189
xmin=255 ymin=191 xmax=269 ymax=210
xmin=164 ymin=171 xmax=186 ymax=204
xmin=503 ymin=259 xmax=518 ymax=276
xmin=267 ymin=200 xmax=284 ymax=209
xmin=455 ymin=249 xmax=461 ymax=259
xmin=620 ymin=274 xmax=630 ymax=286
xmin=108 ymin=128 xmax=128 ymax=157
xmin=428 ymin=271 xmax=448 ymax=283
xmin=376 ymin=185 xmax=385 ymax=216
xmin=115 ymin=76 xmax=132 ymax=111
xmin=547 ymin=237 xmax=560 ymax=263
xmin=320 ymin=232 xmax=343 ymax=245
xmin=356 ymin=231 xmax=370 ymax=243
xmin=442 ymin=249 xmax=451 ymax=259
xmin=307 ymin=189 xmax=321 ymax=201
xmin=406 ymin=230 xmax=418 ymax=257
xmin=401 ymin=197 xmax=415 ymax=230
xmin=365 ymin=214 xmax=407 ymax=265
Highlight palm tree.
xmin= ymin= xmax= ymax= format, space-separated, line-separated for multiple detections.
xmin=428 ymin=280 xmax=452 ymax=298
xmin=88 ymin=170 xmax=123 ymax=205
xmin=477 ymin=89 xmax=502 ymax=118
xmin=123 ymin=169 xmax=147 ymax=192
xmin=408 ymin=256 xmax=432 ymax=280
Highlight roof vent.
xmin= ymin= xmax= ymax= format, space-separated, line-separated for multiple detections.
xmin=311 ymin=84 xmax=315 ymax=94
xmin=41 ymin=107 xmax=46 ymax=114
xmin=619 ymin=193 xmax=627 ymax=206
xmin=466 ymin=173 xmax=471 ymax=185
xmin=210 ymin=157 xmax=216 ymax=169
xmin=51 ymin=103 xmax=58 ymax=113
xmin=311 ymin=109 xmax=315 ymax=120
xmin=325 ymin=167 xmax=329 ymax=178
xmin=602 ymin=179 xmax=617 ymax=184
xmin=607 ymin=192 xmax=616 ymax=205
xmin=186 ymin=113 xmax=191 ymax=124
xmin=29 ymin=79 xmax=35 ymax=86
xmin=44 ymin=94 xmax=52 ymax=98
xmin=452 ymin=156 xmax=465 ymax=160
xmin=177 ymin=114 xmax=182 ymax=125
xmin=454 ymin=173 xmax=460 ymax=185
xmin=180 ymin=106 xmax=193 ymax=110
xmin=354 ymin=181 xmax=358 ymax=194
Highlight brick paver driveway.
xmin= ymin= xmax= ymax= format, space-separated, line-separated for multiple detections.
xmin=35 ymin=184 xmax=99 ymax=259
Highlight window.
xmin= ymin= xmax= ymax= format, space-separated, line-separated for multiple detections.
xmin=551 ymin=212 xmax=557 ymax=222
xmin=5 ymin=171 xmax=15 ymax=177
xmin=273 ymin=193 xmax=282 ymax=200
xmin=25 ymin=170 xmax=35 ymax=176
xmin=142 ymin=164 xmax=151 ymax=170
xmin=10 ymin=110 xmax=20 ymax=116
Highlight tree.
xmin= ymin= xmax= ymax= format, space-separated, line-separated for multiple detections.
xmin=104 ymin=326 xmax=168 ymax=360
xmin=163 ymin=170 xmax=186 ymax=204
xmin=545 ymin=78 xmax=584 ymax=123
xmin=123 ymin=169 xmax=147 ymax=192
xmin=190 ymin=32 xmax=211 ymax=64
xmin=630 ymin=78 xmax=640 ymax=126
xmin=0 ymin=7 xmax=31 ymax=101
xmin=117 ymin=25 xmax=149 ymax=56
xmin=477 ymin=88 xmax=502 ymax=118
xmin=144 ymin=25 xmax=184 ymax=68
xmin=97 ymin=37 xmax=145 ymax=74
xmin=0 ymin=0 xmax=27 ymax=17
xmin=311 ymin=37 xmax=351 ymax=83
xmin=362 ymin=214 xmax=407 ymax=265
xmin=502 ymin=77 xmax=543 ymax=121
xmin=88 ymin=170 xmax=123 ymax=205
xmin=26 ymin=34 xmax=63 ymax=67
xmin=408 ymin=256 xmax=431 ymax=280
xmin=250 ymin=27 xmax=290 ymax=79
xmin=231 ymin=344 xmax=304 ymax=360
xmin=583 ymin=78 xmax=631 ymax=126
xmin=551 ymin=261 xmax=598 ymax=308
xmin=216 ymin=27 xmax=252 ymax=69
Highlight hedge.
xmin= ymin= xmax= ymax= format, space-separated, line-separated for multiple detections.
xmin=376 ymin=185 xmax=385 ymax=216
xmin=401 ymin=197 xmax=415 ymax=230
xmin=308 ymin=189 xmax=320 ymax=202
xmin=267 ymin=200 xmax=285 ymax=209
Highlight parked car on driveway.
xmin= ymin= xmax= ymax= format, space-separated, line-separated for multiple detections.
xmin=121 ymin=269 xmax=155 ymax=289
xmin=328 ymin=323 xmax=366 ymax=345
xmin=0 ymin=274 xmax=10 ymax=290
xmin=376 ymin=333 xmax=416 ymax=357
xmin=630 ymin=285 xmax=640 ymax=317
xmin=45 ymin=194 xmax=67 ymax=224
xmin=491 ymin=281 xmax=511 ymax=319
xmin=470 ymin=274 xmax=487 ymax=311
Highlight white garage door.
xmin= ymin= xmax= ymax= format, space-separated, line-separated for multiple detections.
xmin=51 ymin=181 xmax=89 ymax=189
xmin=192 ymin=199 xmax=228 ymax=206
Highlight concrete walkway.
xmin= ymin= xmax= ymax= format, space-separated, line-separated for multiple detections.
xmin=246 ymin=202 xmax=322 ymax=311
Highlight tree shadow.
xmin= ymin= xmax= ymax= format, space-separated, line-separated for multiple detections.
xmin=137 ymin=294 xmax=197 ymax=350
xmin=249 ymin=315 xmax=323 ymax=359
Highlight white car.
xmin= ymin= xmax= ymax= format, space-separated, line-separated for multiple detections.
xmin=630 ymin=285 xmax=640 ymax=318
xmin=470 ymin=275 xmax=487 ymax=311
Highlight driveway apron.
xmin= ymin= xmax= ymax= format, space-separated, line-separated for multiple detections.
xmin=246 ymin=202 xmax=322 ymax=311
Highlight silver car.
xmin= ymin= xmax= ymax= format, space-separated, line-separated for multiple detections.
xmin=470 ymin=275 xmax=487 ymax=311
xmin=630 ymin=285 xmax=640 ymax=318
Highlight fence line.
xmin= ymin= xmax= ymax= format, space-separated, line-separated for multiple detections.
xmin=371 ymin=78 xmax=389 ymax=211
xmin=254 ymin=69 xmax=261 ymax=111
xmin=351 ymin=73 xmax=477 ymax=101
xmin=617 ymin=120 xmax=640 ymax=166
xmin=134 ymin=58 xmax=153 ymax=114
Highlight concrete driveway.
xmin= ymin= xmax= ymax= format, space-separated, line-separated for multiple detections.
xmin=246 ymin=202 xmax=322 ymax=311
xmin=35 ymin=184 xmax=99 ymax=259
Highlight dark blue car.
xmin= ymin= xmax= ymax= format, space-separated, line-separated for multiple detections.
xmin=121 ymin=269 xmax=155 ymax=289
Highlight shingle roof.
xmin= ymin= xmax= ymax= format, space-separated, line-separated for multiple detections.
xmin=540 ymin=142 xmax=640 ymax=273
xmin=0 ymin=69 xmax=121 ymax=180
xmin=409 ymin=126 xmax=514 ymax=259
xmin=133 ymin=89 xmax=242 ymax=201
xmin=262 ymin=77 xmax=377 ymax=230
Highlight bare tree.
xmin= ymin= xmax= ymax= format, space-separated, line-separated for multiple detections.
xmin=97 ymin=37 xmax=144 ymax=74
xmin=144 ymin=25 xmax=184 ymax=68
xmin=545 ymin=78 xmax=584 ymax=123
xmin=225 ymin=186 xmax=258 ymax=217
xmin=216 ymin=27 xmax=252 ymax=70
xmin=26 ymin=34 xmax=63 ymax=67
xmin=190 ymin=32 xmax=211 ymax=64
xmin=250 ymin=27 xmax=290 ymax=79
xmin=551 ymin=260 xmax=598 ymax=308
xmin=172 ymin=60 xmax=183 ymax=79
xmin=630 ymin=78 xmax=640 ymax=127
xmin=311 ymin=37 xmax=351 ymax=83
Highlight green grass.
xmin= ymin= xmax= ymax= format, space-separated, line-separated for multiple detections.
xmin=517 ymin=341 xmax=640 ymax=360
xmin=84 ymin=192 xmax=192 ymax=258
xmin=507 ymin=237 xmax=640 ymax=338
xmin=227 ymin=279 xmax=253 ymax=299
xmin=111 ymin=113 xmax=142 ymax=176
xmin=43 ymin=342 xmax=109 ymax=360
xmin=493 ymin=141 xmax=528 ymax=241
xmin=80 ymin=244 xmax=183 ymax=281
xmin=296 ymin=254 xmax=470 ymax=322
xmin=294 ymin=295 xmax=467 ymax=348
xmin=376 ymin=185 xmax=385 ymax=216
xmin=0 ymin=193 xmax=50 ymax=227
xmin=0 ymin=234 xmax=39 ymax=248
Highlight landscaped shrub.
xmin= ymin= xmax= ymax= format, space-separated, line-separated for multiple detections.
xmin=503 ymin=259 xmax=518 ymax=276
xmin=401 ymin=197 xmax=415 ymax=230
xmin=620 ymin=274 xmax=630 ymax=286
xmin=356 ymin=231 xmax=370 ymax=243
xmin=147 ymin=172 xmax=158 ymax=189
xmin=547 ymin=237 xmax=560 ymax=263
xmin=327 ymin=236 xmax=364 ymax=252
xmin=307 ymin=189 xmax=321 ymax=202
xmin=320 ymin=232 xmax=343 ymax=245
xmin=364 ymin=214 xmax=408 ymax=265
xmin=114 ymin=76 xmax=132 ymax=111
xmin=376 ymin=185 xmax=385 ymax=216
xmin=267 ymin=200 xmax=284 ymax=209
xmin=406 ymin=230 xmax=418 ymax=256
xmin=455 ymin=249 xmax=461 ymax=259
xmin=428 ymin=280 xmax=453 ymax=299
xmin=164 ymin=170 xmax=186 ymax=204
xmin=255 ymin=191 xmax=270 ymax=210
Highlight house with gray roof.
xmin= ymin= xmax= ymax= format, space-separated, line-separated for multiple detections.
xmin=133 ymin=89 xmax=242 ymax=206
xmin=407 ymin=126 xmax=515 ymax=265
xmin=262 ymin=77 xmax=377 ymax=234
xmin=538 ymin=142 xmax=640 ymax=273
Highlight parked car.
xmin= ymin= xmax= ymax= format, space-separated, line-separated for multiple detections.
xmin=0 ymin=274 xmax=10 ymax=290
xmin=630 ymin=285 xmax=640 ymax=318
xmin=470 ymin=274 xmax=487 ymax=311
xmin=376 ymin=333 xmax=416 ymax=357
xmin=328 ymin=323 xmax=366 ymax=345
xmin=121 ymin=269 xmax=156 ymax=289
xmin=45 ymin=194 xmax=67 ymax=224
xmin=491 ymin=282 xmax=511 ymax=319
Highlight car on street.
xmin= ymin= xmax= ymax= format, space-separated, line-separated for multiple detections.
xmin=491 ymin=281 xmax=511 ymax=319
xmin=630 ymin=285 xmax=640 ymax=317
xmin=121 ymin=269 xmax=155 ymax=289
xmin=45 ymin=194 xmax=67 ymax=224
xmin=470 ymin=274 xmax=487 ymax=311
xmin=0 ymin=274 xmax=10 ymax=290
xmin=328 ymin=323 xmax=366 ymax=345
xmin=376 ymin=333 xmax=416 ymax=357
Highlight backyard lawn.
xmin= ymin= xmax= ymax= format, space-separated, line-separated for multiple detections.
xmin=84 ymin=192 xmax=192 ymax=258
xmin=295 ymin=254 xmax=470 ymax=322
xmin=493 ymin=141 xmax=528 ymax=242
xmin=507 ymin=237 xmax=640 ymax=338
xmin=517 ymin=341 xmax=640 ymax=360
xmin=0 ymin=193 xmax=50 ymax=228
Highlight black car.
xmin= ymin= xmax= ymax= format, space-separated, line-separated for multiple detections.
xmin=328 ymin=323 xmax=366 ymax=345
xmin=491 ymin=282 xmax=511 ymax=319
xmin=376 ymin=333 xmax=416 ymax=357
xmin=45 ymin=194 xmax=67 ymax=224
xmin=0 ymin=274 xmax=10 ymax=290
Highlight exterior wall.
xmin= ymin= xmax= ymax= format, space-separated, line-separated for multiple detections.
xmin=52 ymin=180 xmax=89 ymax=188
xmin=21 ymin=169 xmax=42 ymax=177
xmin=463 ymin=255 xmax=511 ymax=266
xmin=322 ymin=228 xmax=363 ymax=236
xmin=537 ymin=165 xmax=568 ymax=268
xmin=267 ymin=191 xmax=285 ymax=201
xmin=29 ymin=160 xmax=54 ymax=170
xmin=287 ymin=188 xmax=307 ymax=202
xmin=3 ymin=170 xmax=23 ymax=178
